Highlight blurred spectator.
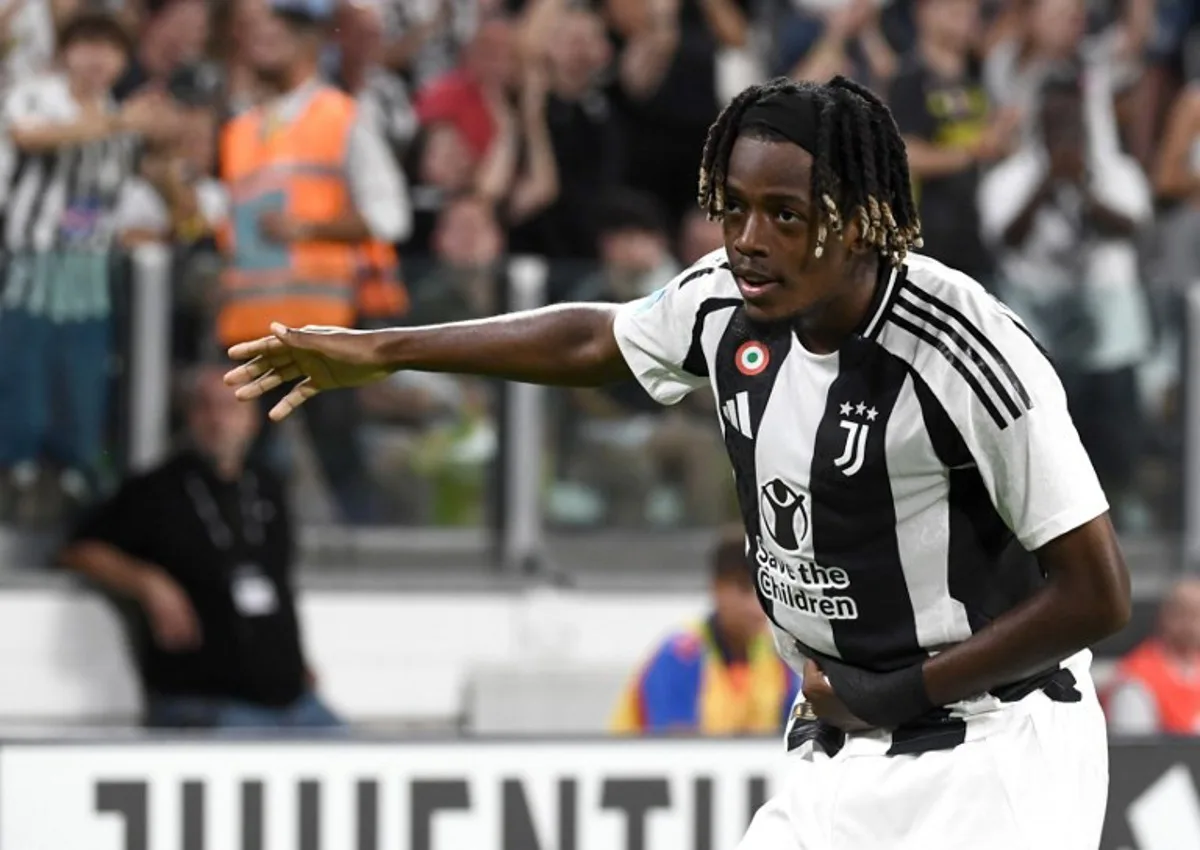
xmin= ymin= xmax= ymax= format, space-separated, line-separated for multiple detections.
xmin=677 ymin=206 xmax=724 ymax=265
xmin=404 ymin=121 xmax=476 ymax=252
xmin=555 ymin=189 xmax=727 ymax=528
xmin=60 ymin=365 xmax=342 ymax=730
xmin=347 ymin=0 xmax=420 ymax=157
xmin=409 ymin=194 xmax=504 ymax=322
xmin=979 ymin=74 xmax=1153 ymax=529
xmin=0 ymin=0 xmax=57 ymax=89
xmin=0 ymin=11 xmax=165 ymax=518
xmin=887 ymin=0 xmax=1018 ymax=284
xmin=1105 ymin=578 xmax=1200 ymax=735
xmin=379 ymin=0 xmax=478 ymax=89
xmin=776 ymin=0 xmax=896 ymax=85
xmin=984 ymin=0 xmax=1086 ymax=115
xmin=114 ymin=98 xmax=223 ymax=249
xmin=414 ymin=12 xmax=518 ymax=164
xmin=210 ymin=0 xmax=272 ymax=117
xmin=360 ymin=195 xmax=502 ymax=524
xmin=572 ymin=187 xmax=679 ymax=301
xmin=984 ymin=0 xmax=1133 ymax=155
xmin=610 ymin=0 xmax=751 ymax=225
xmin=473 ymin=54 xmax=559 ymax=227
xmin=611 ymin=528 xmax=801 ymax=734
xmin=213 ymin=0 xmax=410 ymax=524
xmin=509 ymin=6 xmax=622 ymax=260
xmin=1153 ymin=82 xmax=1200 ymax=288
xmin=113 ymin=0 xmax=211 ymax=101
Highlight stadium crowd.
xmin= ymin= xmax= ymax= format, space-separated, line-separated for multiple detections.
xmin=0 ymin=0 xmax=1195 ymax=739
xmin=0 ymin=0 xmax=1190 ymax=536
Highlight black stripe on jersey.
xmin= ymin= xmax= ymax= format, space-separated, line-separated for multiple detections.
xmin=677 ymin=264 xmax=718 ymax=290
xmin=808 ymin=337 xmax=925 ymax=670
xmin=711 ymin=308 xmax=793 ymax=617
xmin=894 ymin=292 xmax=1024 ymax=422
xmin=683 ymin=298 xmax=742 ymax=377
xmin=1007 ymin=313 xmax=1053 ymax=362
xmin=888 ymin=311 xmax=1009 ymax=429
xmin=901 ymin=282 xmax=1033 ymax=411
xmin=909 ymin=371 xmax=1042 ymax=634
xmin=4 ymin=152 xmax=52 ymax=251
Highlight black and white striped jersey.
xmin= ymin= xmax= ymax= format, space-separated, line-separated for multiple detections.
xmin=612 ymin=248 xmax=1109 ymax=755
xmin=0 ymin=74 xmax=135 ymax=255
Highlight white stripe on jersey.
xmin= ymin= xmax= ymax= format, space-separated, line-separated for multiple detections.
xmin=883 ymin=372 xmax=973 ymax=650
xmin=0 ymin=75 xmax=133 ymax=254
xmin=752 ymin=332 xmax=839 ymax=657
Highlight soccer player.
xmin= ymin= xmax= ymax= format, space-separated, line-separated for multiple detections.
xmin=226 ymin=76 xmax=1131 ymax=849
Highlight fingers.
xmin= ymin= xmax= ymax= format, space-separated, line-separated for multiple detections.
xmin=227 ymin=333 xmax=286 ymax=363
xmin=231 ymin=363 xmax=303 ymax=400
xmin=268 ymin=377 xmax=320 ymax=421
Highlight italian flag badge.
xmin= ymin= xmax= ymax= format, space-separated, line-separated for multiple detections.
xmin=736 ymin=341 xmax=769 ymax=376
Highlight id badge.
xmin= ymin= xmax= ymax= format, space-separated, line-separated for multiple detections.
xmin=231 ymin=564 xmax=279 ymax=617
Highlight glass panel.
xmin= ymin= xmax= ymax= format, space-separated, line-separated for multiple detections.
xmin=994 ymin=279 xmax=1183 ymax=536
xmin=541 ymin=257 xmax=737 ymax=532
xmin=199 ymin=250 xmax=500 ymax=530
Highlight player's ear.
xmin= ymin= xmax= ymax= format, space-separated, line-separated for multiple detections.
xmin=840 ymin=210 xmax=870 ymax=255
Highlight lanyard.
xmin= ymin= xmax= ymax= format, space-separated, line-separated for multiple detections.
xmin=184 ymin=471 xmax=265 ymax=554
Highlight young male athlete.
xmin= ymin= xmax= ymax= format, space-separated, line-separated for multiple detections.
xmin=225 ymin=77 xmax=1131 ymax=849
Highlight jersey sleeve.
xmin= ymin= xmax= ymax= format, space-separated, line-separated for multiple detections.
xmin=611 ymin=254 xmax=729 ymax=405
xmin=934 ymin=299 xmax=1109 ymax=551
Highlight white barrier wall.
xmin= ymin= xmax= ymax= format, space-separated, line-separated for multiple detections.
xmin=0 ymin=586 xmax=709 ymax=724
xmin=0 ymin=738 xmax=787 ymax=850
xmin=0 ymin=736 xmax=1198 ymax=850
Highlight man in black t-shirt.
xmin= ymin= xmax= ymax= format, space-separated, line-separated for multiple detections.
xmin=886 ymin=0 xmax=1018 ymax=284
xmin=61 ymin=366 xmax=340 ymax=730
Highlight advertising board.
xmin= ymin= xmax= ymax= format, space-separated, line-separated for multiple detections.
xmin=1 ymin=737 xmax=1199 ymax=850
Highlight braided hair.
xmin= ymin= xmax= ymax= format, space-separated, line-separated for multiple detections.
xmin=697 ymin=76 xmax=922 ymax=266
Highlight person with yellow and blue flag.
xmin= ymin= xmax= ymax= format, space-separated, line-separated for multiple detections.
xmin=612 ymin=529 xmax=801 ymax=735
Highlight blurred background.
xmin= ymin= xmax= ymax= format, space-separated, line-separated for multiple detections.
xmin=0 ymin=0 xmax=1198 ymax=845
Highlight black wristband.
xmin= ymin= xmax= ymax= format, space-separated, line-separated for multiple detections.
xmin=818 ymin=658 xmax=934 ymax=729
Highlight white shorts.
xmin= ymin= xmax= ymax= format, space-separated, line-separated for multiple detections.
xmin=739 ymin=677 xmax=1109 ymax=850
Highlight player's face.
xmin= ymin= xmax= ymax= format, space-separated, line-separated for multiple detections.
xmin=722 ymin=136 xmax=860 ymax=324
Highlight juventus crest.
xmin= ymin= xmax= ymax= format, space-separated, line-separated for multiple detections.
xmin=834 ymin=400 xmax=878 ymax=477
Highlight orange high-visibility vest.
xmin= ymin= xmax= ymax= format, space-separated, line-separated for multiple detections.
xmin=357 ymin=239 xmax=408 ymax=320
xmin=1107 ymin=640 xmax=1200 ymax=734
xmin=216 ymin=85 xmax=405 ymax=345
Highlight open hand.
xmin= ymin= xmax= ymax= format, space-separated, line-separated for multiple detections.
xmin=225 ymin=323 xmax=392 ymax=421
xmin=802 ymin=658 xmax=874 ymax=732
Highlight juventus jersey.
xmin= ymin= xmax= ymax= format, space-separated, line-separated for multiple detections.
xmin=612 ymin=249 xmax=1109 ymax=755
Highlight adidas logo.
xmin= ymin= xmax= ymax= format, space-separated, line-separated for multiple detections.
xmin=723 ymin=391 xmax=753 ymax=439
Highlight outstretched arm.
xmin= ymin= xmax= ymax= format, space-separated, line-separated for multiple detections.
xmin=376 ymin=305 xmax=630 ymax=384
xmin=227 ymin=255 xmax=728 ymax=421
xmin=225 ymin=305 xmax=633 ymax=421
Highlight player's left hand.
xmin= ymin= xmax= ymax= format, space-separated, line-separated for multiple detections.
xmin=802 ymin=658 xmax=874 ymax=733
